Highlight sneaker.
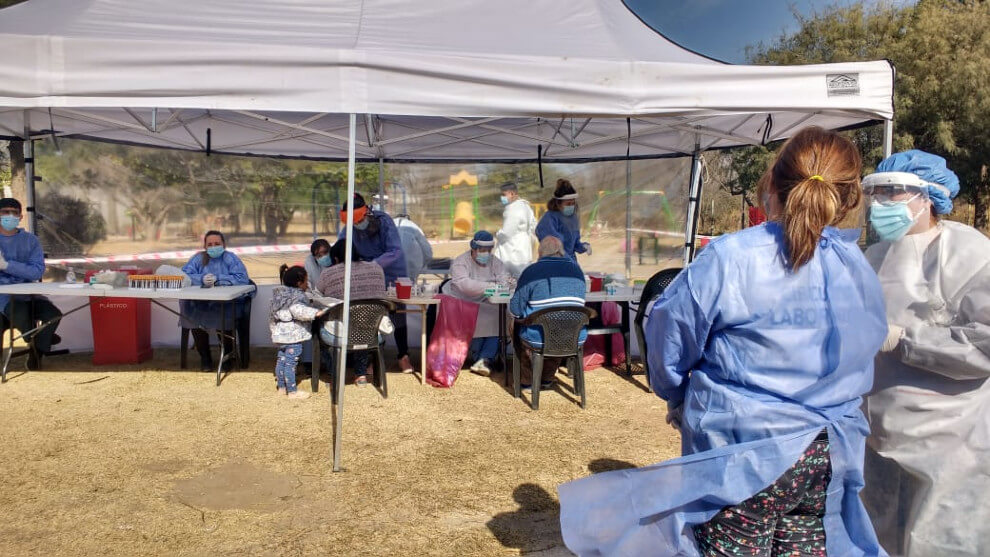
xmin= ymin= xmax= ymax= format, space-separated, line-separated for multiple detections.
xmin=277 ymin=387 xmax=287 ymax=395
xmin=355 ymin=375 xmax=369 ymax=386
xmin=540 ymin=380 xmax=556 ymax=390
xmin=398 ymin=355 xmax=415 ymax=374
xmin=470 ymin=359 xmax=491 ymax=377
xmin=287 ymin=390 xmax=310 ymax=400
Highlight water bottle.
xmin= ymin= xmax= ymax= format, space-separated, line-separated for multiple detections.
xmin=65 ymin=268 xmax=76 ymax=283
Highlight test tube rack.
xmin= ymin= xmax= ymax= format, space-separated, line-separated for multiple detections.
xmin=127 ymin=275 xmax=185 ymax=290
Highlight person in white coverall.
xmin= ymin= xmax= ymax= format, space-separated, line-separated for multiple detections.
xmin=494 ymin=182 xmax=536 ymax=277
xmin=860 ymin=150 xmax=990 ymax=557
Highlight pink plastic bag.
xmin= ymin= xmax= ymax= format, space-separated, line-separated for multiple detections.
xmin=426 ymin=294 xmax=480 ymax=388
xmin=582 ymin=301 xmax=627 ymax=370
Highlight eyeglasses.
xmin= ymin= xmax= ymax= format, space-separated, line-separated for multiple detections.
xmin=864 ymin=184 xmax=928 ymax=204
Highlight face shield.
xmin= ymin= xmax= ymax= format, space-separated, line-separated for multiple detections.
xmin=863 ymin=172 xmax=933 ymax=241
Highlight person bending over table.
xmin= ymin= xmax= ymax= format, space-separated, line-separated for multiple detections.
xmin=180 ymin=230 xmax=250 ymax=371
xmin=0 ymin=197 xmax=62 ymax=370
xmin=337 ymin=193 xmax=414 ymax=374
xmin=317 ymin=239 xmax=387 ymax=386
xmin=509 ymin=236 xmax=587 ymax=390
xmin=441 ymin=230 xmax=511 ymax=377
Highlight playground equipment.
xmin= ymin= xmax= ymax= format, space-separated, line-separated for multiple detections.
xmin=443 ymin=169 xmax=479 ymax=239
xmin=587 ymin=190 xmax=675 ymax=233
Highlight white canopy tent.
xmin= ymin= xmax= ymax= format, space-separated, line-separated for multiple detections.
xmin=0 ymin=0 xmax=894 ymax=470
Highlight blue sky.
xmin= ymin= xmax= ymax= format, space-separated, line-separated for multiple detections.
xmin=625 ymin=0 xmax=915 ymax=63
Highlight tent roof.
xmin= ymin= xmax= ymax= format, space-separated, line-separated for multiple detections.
xmin=0 ymin=0 xmax=894 ymax=161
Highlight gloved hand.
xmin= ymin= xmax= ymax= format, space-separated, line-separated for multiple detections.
xmin=665 ymin=401 xmax=683 ymax=431
xmin=581 ymin=242 xmax=593 ymax=256
xmin=0 ymin=251 xmax=7 ymax=271
xmin=202 ymin=273 xmax=216 ymax=287
xmin=881 ymin=324 xmax=904 ymax=353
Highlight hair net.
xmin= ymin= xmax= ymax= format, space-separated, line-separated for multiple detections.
xmin=876 ymin=150 xmax=960 ymax=215
xmin=470 ymin=230 xmax=495 ymax=250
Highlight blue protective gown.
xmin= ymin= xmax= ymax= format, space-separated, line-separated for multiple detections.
xmin=559 ymin=223 xmax=888 ymax=556
xmin=179 ymin=250 xmax=250 ymax=330
xmin=0 ymin=228 xmax=46 ymax=312
xmin=535 ymin=210 xmax=587 ymax=264
xmin=339 ymin=210 xmax=407 ymax=284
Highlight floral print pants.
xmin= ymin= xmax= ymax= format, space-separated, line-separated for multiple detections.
xmin=694 ymin=431 xmax=832 ymax=556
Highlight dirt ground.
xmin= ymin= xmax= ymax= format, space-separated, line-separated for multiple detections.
xmin=0 ymin=349 xmax=680 ymax=556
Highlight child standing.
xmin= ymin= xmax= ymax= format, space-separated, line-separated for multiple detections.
xmin=270 ymin=265 xmax=327 ymax=400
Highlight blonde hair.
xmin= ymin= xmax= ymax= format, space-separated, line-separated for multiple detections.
xmin=538 ymin=236 xmax=565 ymax=258
xmin=757 ymin=127 xmax=862 ymax=270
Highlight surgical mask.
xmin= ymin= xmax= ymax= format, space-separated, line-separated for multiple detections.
xmin=869 ymin=197 xmax=922 ymax=242
xmin=317 ymin=254 xmax=332 ymax=267
xmin=206 ymin=246 xmax=225 ymax=258
xmin=561 ymin=205 xmax=576 ymax=217
xmin=500 ymin=195 xmax=509 ymax=205
xmin=0 ymin=215 xmax=20 ymax=231
xmin=353 ymin=218 xmax=370 ymax=231
xmin=475 ymin=253 xmax=491 ymax=265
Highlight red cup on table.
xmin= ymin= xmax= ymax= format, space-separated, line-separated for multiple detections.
xmin=396 ymin=278 xmax=412 ymax=299
xmin=589 ymin=274 xmax=603 ymax=292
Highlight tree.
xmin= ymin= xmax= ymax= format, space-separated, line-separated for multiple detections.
xmin=749 ymin=0 xmax=990 ymax=230
xmin=35 ymin=191 xmax=107 ymax=255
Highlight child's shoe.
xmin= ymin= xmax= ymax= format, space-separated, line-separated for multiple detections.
xmin=277 ymin=387 xmax=287 ymax=395
xmin=287 ymin=390 xmax=310 ymax=400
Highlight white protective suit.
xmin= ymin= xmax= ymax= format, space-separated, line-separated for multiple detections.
xmin=862 ymin=220 xmax=990 ymax=557
xmin=442 ymin=251 xmax=511 ymax=338
xmin=494 ymin=199 xmax=536 ymax=277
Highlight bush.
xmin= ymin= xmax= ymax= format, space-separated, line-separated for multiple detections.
xmin=36 ymin=191 xmax=107 ymax=255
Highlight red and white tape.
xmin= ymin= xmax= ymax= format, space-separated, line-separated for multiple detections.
xmin=46 ymin=243 xmax=312 ymax=266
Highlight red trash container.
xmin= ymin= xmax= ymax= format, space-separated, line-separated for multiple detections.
xmin=86 ymin=268 xmax=154 ymax=365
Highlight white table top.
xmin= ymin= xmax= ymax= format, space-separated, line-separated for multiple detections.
xmin=0 ymin=282 xmax=256 ymax=301
xmin=485 ymin=288 xmax=640 ymax=305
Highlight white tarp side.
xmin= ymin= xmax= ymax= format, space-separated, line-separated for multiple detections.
xmin=0 ymin=0 xmax=893 ymax=160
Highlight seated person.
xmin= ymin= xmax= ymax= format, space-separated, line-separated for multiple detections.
xmin=510 ymin=236 xmax=588 ymax=389
xmin=317 ymin=239 xmax=387 ymax=386
xmin=0 ymin=198 xmax=62 ymax=370
xmin=441 ymin=230 xmax=511 ymax=377
xmin=304 ymin=238 xmax=332 ymax=293
xmin=180 ymin=230 xmax=250 ymax=371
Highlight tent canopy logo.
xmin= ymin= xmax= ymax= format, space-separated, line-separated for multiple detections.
xmin=826 ymin=73 xmax=860 ymax=96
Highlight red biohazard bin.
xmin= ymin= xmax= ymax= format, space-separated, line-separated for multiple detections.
xmin=85 ymin=268 xmax=154 ymax=365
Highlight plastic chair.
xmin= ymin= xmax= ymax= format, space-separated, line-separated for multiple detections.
xmin=179 ymin=280 xmax=257 ymax=370
xmin=321 ymin=299 xmax=395 ymax=400
xmin=633 ymin=268 xmax=682 ymax=392
xmin=512 ymin=306 xmax=595 ymax=410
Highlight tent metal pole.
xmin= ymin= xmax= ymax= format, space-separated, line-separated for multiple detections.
xmin=883 ymin=119 xmax=893 ymax=159
xmin=333 ymin=113 xmax=357 ymax=473
xmin=23 ymin=111 xmax=36 ymax=234
xmin=378 ymin=157 xmax=385 ymax=211
xmin=682 ymin=135 xmax=703 ymax=265
xmin=624 ymin=119 xmax=632 ymax=280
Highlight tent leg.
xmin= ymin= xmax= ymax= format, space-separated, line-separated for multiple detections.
xmin=378 ymin=157 xmax=385 ymax=211
xmin=333 ymin=113 xmax=358 ymax=473
xmin=682 ymin=138 xmax=703 ymax=265
xmin=883 ymin=119 xmax=893 ymax=159
xmin=624 ymin=119 xmax=632 ymax=280
xmin=23 ymin=111 xmax=36 ymax=234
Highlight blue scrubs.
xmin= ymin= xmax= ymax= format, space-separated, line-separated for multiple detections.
xmin=180 ymin=251 xmax=250 ymax=330
xmin=535 ymin=210 xmax=586 ymax=264
xmin=559 ymin=223 xmax=888 ymax=556
xmin=339 ymin=210 xmax=407 ymax=284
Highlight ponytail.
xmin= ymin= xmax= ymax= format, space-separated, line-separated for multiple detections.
xmin=783 ymin=178 xmax=840 ymax=269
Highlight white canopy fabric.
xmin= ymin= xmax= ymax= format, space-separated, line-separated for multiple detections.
xmin=0 ymin=0 xmax=894 ymax=161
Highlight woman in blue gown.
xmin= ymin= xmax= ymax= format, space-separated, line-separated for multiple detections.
xmin=559 ymin=127 xmax=888 ymax=556
xmin=535 ymin=179 xmax=590 ymax=265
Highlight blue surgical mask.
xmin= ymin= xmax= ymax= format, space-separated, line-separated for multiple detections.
xmin=353 ymin=218 xmax=370 ymax=231
xmin=869 ymin=199 xmax=920 ymax=242
xmin=317 ymin=254 xmax=332 ymax=267
xmin=0 ymin=215 xmax=20 ymax=231
xmin=561 ymin=205 xmax=576 ymax=217
xmin=500 ymin=195 xmax=509 ymax=205
xmin=206 ymin=246 xmax=225 ymax=258
xmin=475 ymin=253 xmax=491 ymax=265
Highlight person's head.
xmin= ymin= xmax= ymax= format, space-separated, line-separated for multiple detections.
xmin=279 ymin=264 xmax=308 ymax=290
xmin=470 ymin=230 xmax=495 ymax=266
xmin=757 ymin=126 xmax=862 ymax=270
xmin=340 ymin=193 xmax=374 ymax=232
xmin=0 ymin=198 xmax=23 ymax=233
xmin=538 ymin=236 xmax=566 ymax=259
xmin=500 ymin=182 xmax=519 ymax=205
xmin=547 ymin=179 xmax=578 ymax=216
xmin=201 ymin=230 xmax=226 ymax=265
xmin=864 ymin=150 xmax=960 ymax=241
xmin=330 ymin=239 xmax=361 ymax=265
xmin=310 ymin=238 xmax=332 ymax=267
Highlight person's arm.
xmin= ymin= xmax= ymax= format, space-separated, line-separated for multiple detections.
xmin=450 ymin=256 xmax=491 ymax=298
xmin=182 ymin=255 xmax=206 ymax=286
xmin=897 ymin=264 xmax=990 ymax=380
xmin=371 ymin=216 xmax=404 ymax=273
xmin=213 ymin=253 xmax=249 ymax=285
xmin=493 ymin=258 xmax=512 ymax=286
xmin=0 ymin=234 xmax=44 ymax=282
xmin=509 ymin=272 xmax=533 ymax=318
xmin=534 ymin=213 xmax=560 ymax=242
xmin=574 ymin=226 xmax=588 ymax=254
xmin=288 ymin=302 xmax=322 ymax=322
xmin=644 ymin=248 xmax=723 ymax=407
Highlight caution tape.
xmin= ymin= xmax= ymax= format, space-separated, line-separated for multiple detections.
xmin=45 ymin=243 xmax=313 ymax=266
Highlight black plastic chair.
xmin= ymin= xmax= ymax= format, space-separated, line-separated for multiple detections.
xmin=320 ymin=299 xmax=395 ymax=400
xmin=180 ymin=280 xmax=256 ymax=370
xmin=512 ymin=306 xmax=595 ymax=410
xmin=633 ymin=268 xmax=682 ymax=392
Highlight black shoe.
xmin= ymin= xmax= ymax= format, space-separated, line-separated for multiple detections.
xmin=26 ymin=349 xmax=41 ymax=371
xmin=51 ymin=333 xmax=62 ymax=346
xmin=540 ymin=380 xmax=556 ymax=390
xmin=199 ymin=355 xmax=213 ymax=372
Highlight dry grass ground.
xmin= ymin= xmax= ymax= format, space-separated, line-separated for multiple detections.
xmin=0 ymin=350 xmax=680 ymax=556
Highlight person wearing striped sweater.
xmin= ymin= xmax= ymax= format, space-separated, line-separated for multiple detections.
xmin=509 ymin=236 xmax=587 ymax=389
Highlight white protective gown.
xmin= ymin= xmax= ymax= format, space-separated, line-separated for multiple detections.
xmin=862 ymin=220 xmax=990 ymax=557
xmin=443 ymin=251 xmax=511 ymax=338
xmin=494 ymin=199 xmax=536 ymax=277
